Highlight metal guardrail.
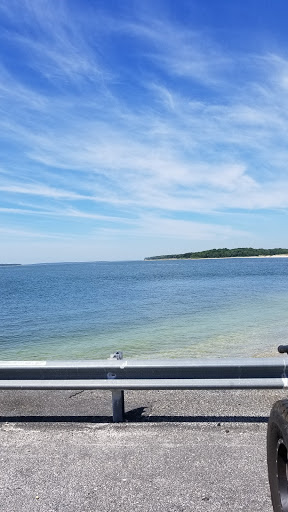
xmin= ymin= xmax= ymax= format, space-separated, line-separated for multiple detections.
xmin=0 ymin=349 xmax=288 ymax=421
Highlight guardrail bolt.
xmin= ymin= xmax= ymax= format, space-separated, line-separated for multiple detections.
xmin=110 ymin=351 xmax=123 ymax=360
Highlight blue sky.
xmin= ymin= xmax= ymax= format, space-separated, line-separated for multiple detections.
xmin=1 ymin=0 xmax=288 ymax=263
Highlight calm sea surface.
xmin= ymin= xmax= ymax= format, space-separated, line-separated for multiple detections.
xmin=0 ymin=258 xmax=288 ymax=360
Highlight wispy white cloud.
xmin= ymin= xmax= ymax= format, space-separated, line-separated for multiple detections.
xmin=1 ymin=1 xmax=288 ymax=260
xmin=0 ymin=0 xmax=108 ymax=85
xmin=0 ymin=226 xmax=67 ymax=239
xmin=131 ymin=215 xmax=248 ymax=240
xmin=0 ymin=182 xmax=85 ymax=200
xmin=0 ymin=205 xmax=135 ymax=224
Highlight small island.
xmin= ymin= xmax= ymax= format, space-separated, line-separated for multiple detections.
xmin=144 ymin=248 xmax=288 ymax=260
xmin=0 ymin=264 xmax=21 ymax=266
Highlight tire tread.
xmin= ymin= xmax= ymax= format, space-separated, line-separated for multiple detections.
xmin=267 ymin=399 xmax=288 ymax=512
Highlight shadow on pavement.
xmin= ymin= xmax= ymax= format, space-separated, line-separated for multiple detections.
xmin=126 ymin=408 xmax=269 ymax=422
xmin=140 ymin=415 xmax=269 ymax=423
xmin=0 ymin=415 xmax=113 ymax=423
xmin=0 ymin=407 xmax=269 ymax=424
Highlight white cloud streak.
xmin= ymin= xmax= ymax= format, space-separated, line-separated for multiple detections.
xmin=1 ymin=1 xmax=288 ymax=258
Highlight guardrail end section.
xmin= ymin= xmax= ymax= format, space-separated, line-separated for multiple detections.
xmin=112 ymin=389 xmax=125 ymax=422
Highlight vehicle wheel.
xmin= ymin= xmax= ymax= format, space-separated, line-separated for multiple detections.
xmin=267 ymin=399 xmax=288 ymax=511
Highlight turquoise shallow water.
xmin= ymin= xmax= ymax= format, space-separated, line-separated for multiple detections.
xmin=0 ymin=258 xmax=288 ymax=360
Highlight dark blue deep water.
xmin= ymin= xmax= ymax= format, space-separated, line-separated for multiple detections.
xmin=1 ymin=258 xmax=288 ymax=359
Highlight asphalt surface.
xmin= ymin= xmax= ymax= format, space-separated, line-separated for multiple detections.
xmin=0 ymin=388 xmax=285 ymax=511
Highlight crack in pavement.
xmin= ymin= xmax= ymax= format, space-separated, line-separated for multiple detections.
xmin=68 ymin=390 xmax=85 ymax=399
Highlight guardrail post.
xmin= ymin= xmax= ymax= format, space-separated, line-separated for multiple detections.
xmin=111 ymin=389 xmax=124 ymax=423
xmin=109 ymin=351 xmax=124 ymax=423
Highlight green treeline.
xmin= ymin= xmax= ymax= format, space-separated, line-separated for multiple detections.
xmin=145 ymin=247 xmax=288 ymax=260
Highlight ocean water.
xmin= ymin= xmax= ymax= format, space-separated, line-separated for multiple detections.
xmin=0 ymin=258 xmax=288 ymax=360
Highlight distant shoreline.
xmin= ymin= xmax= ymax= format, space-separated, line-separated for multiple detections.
xmin=0 ymin=264 xmax=21 ymax=266
xmin=144 ymin=255 xmax=288 ymax=261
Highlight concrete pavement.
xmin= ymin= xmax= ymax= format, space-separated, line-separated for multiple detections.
xmin=0 ymin=388 xmax=285 ymax=511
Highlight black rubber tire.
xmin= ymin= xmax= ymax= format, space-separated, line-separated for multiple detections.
xmin=267 ymin=399 xmax=288 ymax=511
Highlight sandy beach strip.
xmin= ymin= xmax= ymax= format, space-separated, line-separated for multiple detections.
xmin=145 ymin=254 xmax=288 ymax=261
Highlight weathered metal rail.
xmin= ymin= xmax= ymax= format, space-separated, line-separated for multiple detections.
xmin=0 ymin=351 xmax=288 ymax=422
